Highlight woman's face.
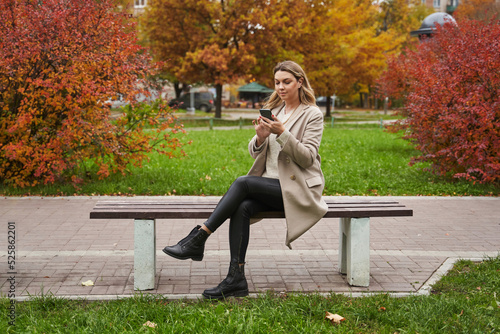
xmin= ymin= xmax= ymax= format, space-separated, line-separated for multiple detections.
xmin=274 ymin=70 xmax=302 ymax=103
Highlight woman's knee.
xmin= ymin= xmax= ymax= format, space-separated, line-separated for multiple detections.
xmin=230 ymin=175 xmax=254 ymax=192
xmin=233 ymin=199 xmax=257 ymax=219
xmin=233 ymin=175 xmax=252 ymax=185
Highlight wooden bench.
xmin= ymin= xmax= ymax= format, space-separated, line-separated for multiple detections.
xmin=90 ymin=199 xmax=412 ymax=290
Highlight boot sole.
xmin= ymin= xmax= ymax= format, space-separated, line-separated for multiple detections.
xmin=202 ymin=289 xmax=249 ymax=300
xmin=162 ymin=248 xmax=203 ymax=261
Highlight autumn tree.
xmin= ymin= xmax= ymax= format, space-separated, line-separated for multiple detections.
xmin=142 ymin=0 xmax=287 ymax=118
xmin=378 ymin=0 xmax=434 ymax=43
xmin=143 ymin=0 xmax=431 ymax=117
xmin=455 ymin=0 xmax=500 ymax=21
xmin=272 ymin=0 xmax=431 ymax=116
xmin=293 ymin=0 xmax=399 ymax=115
xmin=0 ymin=0 xmax=185 ymax=188
xmin=377 ymin=18 xmax=500 ymax=184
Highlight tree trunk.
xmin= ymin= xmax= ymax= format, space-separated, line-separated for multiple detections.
xmin=173 ymin=82 xmax=184 ymax=98
xmin=215 ymin=83 xmax=223 ymax=119
xmin=360 ymin=92 xmax=369 ymax=109
xmin=325 ymin=96 xmax=332 ymax=118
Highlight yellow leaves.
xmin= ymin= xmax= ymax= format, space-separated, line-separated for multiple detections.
xmin=455 ymin=0 xmax=498 ymax=21
xmin=200 ymin=174 xmax=211 ymax=182
xmin=325 ymin=311 xmax=345 ymax=325
xmin=81 ymin=280 xmax=94 ymax=286
xmin=299 ymin=0 xmax=403 ymax=97
xmin=142 ymin=321 xmax=157 ymax=329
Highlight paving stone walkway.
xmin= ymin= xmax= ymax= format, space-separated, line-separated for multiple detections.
xmin=1 ymin=196 xmax=498 ymax=300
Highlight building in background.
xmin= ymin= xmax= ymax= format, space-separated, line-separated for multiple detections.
xmin=420 ymin=0 xmax=459 ymax=14
xmin=133 ymin=0 xmax=148 ymax=16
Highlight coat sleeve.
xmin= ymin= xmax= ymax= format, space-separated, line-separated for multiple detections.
xmin=280 ymin=108 xmax=324 ymax=169
xmin=248 ymin=135 xmax=267 ymax=159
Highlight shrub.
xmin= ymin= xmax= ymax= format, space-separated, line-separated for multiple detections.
xmin=377 ymin=18 xmax=500 ymax=184
xmin=0 ymin=0 xmax=185 ymax=188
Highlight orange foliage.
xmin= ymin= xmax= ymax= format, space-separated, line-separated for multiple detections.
xmin=303 ymin=0 xmax=401 ymax=98
xmin=0 ymin=0 xmax=185 ymax=188
xmin=142 ymin=0 xmax=265 ymax=117
xmin=455 ymin=0 xmax=500 ymax=21
xmin=143 ymin=0 xmax=431 ymax=115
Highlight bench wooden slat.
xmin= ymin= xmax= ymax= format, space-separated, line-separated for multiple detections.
xmin=92 ymin=203 xmax=406 ymax=210
xmin=90 ymin=200 xmax=413 ymax=220
xmin=93 ymin=200 xmax=402 ymax=206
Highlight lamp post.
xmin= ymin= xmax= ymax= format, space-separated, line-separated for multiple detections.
xmin=187 ymin=85 xmax=195 ymax=115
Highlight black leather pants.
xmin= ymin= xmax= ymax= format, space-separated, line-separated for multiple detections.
xmin=204 ymin=175 xmax=284 ymax=263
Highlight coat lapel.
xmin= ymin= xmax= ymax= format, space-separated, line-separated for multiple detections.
xmin=275 ymin=103 xmax=308 ymax=130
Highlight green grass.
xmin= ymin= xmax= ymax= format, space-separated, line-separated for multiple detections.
xmin=2 ymin=256 xmax=499 ymax=333
xmin=172 ymin=109 xmax=400 ymax=129
xmin=0 ymin=126 xmax=498 ymax=196
xmin=320 ymin=128 xmax=498 ymax=196
xmin=175 ymin=116 xmax=255 ymax=129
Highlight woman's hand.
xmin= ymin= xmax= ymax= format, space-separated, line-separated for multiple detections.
xmin=252 ymin=117 xmax=271 ymax=146
xmin=260 ymin=115 xmax=286 ymax=136
xmin=252 ymin=115 xmax=285 ymax=146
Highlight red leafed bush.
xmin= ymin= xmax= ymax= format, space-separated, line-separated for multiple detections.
xmin=377 ymin=18 xmax=500 ymax=184
xmin=0 ymin=0 xmax=185 ymax=188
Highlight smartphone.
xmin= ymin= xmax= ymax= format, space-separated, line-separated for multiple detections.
xmin=259 ymin=109 xmax=273 ymax=120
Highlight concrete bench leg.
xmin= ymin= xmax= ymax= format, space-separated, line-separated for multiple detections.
xmin=134 ymin=219 xmax=156 ymax=290
xmin=338 ymin=217 xmax=370 ymax=287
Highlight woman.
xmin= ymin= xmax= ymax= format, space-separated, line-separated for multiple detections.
xmin=163 ymin=60 xmax=328 ymax=299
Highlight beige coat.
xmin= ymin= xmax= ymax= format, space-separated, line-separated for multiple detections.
xmin=247 ymin=103 xmax=328 ymax=248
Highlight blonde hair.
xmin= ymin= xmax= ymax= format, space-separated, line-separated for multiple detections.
xmin=264 ymin=61 xmax=316 ymax=110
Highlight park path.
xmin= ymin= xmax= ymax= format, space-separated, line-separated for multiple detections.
xmin=1 ymin=196 xmax=498 ymax=300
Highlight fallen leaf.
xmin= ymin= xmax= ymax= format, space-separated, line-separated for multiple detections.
xmin=81 ymin=280 xmax=94 ymax=286
xmin=325 ymin=311 xmax=345 ymax=325
xmin=143 ymin=321 xmax=157 ymax=328
xmin=379 ymin=306 xmax=386 ymax=311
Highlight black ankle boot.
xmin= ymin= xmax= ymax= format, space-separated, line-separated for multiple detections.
xmin=202 ymin=262 xmax=249 ymax=299
xmin=162 ymin=225 xmax=209 ymax=261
